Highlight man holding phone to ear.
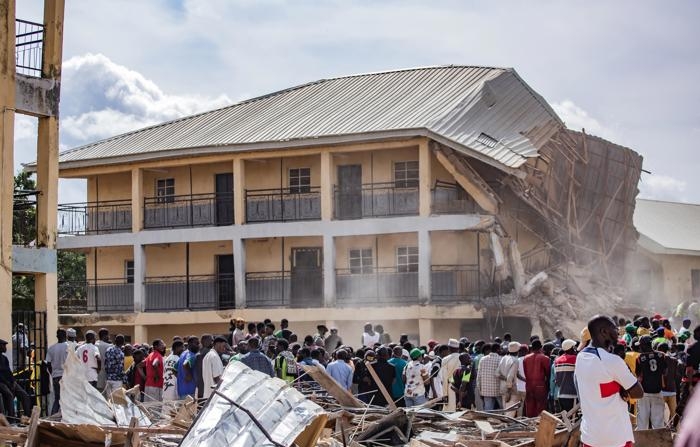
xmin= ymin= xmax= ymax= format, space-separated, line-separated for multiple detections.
xmin=575 ymin=315 xmax=644 ymax=447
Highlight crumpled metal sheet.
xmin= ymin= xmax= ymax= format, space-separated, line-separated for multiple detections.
xmin=59 ymin=347 xmax=150 ymax=427
xmin=180 ymin=361 xmax=325 ymax=447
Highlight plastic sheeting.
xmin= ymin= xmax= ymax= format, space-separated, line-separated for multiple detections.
xmin=59 ymin=347 xmax=150 ymax=427
xmin=180 ymin=361 xmax=326 ymax=447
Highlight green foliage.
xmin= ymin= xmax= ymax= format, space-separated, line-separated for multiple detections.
xmin=12 ymin=171 xmax=36 ymax=246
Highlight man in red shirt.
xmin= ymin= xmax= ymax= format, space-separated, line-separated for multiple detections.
xmin=145 ymin=340 xmax=166 ymax=402
xmin=523 ymin=339 xmax=551 ymax=417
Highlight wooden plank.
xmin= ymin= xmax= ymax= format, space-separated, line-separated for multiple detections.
xmin=534 ymin=411 xmax=559 ymax=447
xmin=0 ymin=414 xmax=9 ymax=427
xmin=302 ymin=365 xmax=364 ymax=408
xmin=24 ymin=406 xmax=40 ymax=447
xmin=364 ymin=361 xmax=397 ymax=411
xmin=124 ymin=417 xmax=139 ymax=447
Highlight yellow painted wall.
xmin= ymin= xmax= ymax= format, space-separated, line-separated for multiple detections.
xmin=190 ymin=162 xmax=233 ymax=195
xmin=142 ymin=166 xmax=190 ymax=198
xmin=87 ymin=172 xmax=131 ymax=202
xmin=430 ymin=151 xmax=455 ymax=185
xmin=86 ymin=246 xmax=133 ymax=280
xmin=334 ymin=233 xmax=418 ymax=270
xmin=143 ymin=242 xmax=233 ymax=277
xmin=430 ymin=231 xmax=479 ymax=265
xmin=331 ymin=147 xmax=419 ymax=184
xmin=245 ymin=236 xmax=323 ymax=272
xmin=245 ymin=155 xmax=321 ymax=191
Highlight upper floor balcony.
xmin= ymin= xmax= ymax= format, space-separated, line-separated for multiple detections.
xmin=16 ymin=19 xmax=44 ymax=77
xmin=143 ymin=192 xmax=233 ymax=229
xmin=245 ymin=186 xmax=321 ymax=223
xmin=58 ymin=200 xmax=132 ymax=236
xmin=333 ymin=182 xmax=418 ymax=219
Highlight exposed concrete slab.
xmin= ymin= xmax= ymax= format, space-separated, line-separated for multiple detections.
xmin=11 ymin=245 xmax=57 ymax=273
xmin=15 ymin=74 xmax=60 ymax=117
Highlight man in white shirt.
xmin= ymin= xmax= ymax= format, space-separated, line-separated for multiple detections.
xmin=575 ymin=316 xmax=644 ymax=447
xmin=76 ymin=330 xmax=102 ymax=387
xmin=45 ymin=329 xmax=69 ymax=414
xmin=95 ymin=328 xmax=112 ymax=391
xmin=201 ymin=337 xmax=226 ymax=399
xmin=163 ymin=340 xmax=184 ymax=401
xmin=362 ymin=323 xmax=380 ymax=347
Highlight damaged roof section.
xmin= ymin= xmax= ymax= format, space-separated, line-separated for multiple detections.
xmin=35 ymin=65 xmax=562 ymax=172
xmin=180 ymin=361 xmax=327 ymax=447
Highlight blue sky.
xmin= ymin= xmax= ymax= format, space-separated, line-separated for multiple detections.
xmin=14 ymin=0 xmax=700 ymax=203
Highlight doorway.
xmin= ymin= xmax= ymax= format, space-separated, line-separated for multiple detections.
xmin=290 ymin=247 xmax=323 ymax=307
xmin=217 ymin=254 xmax=235 ymax=309
xmin=215 ymin=173 xmax=234 ymax=225
xmin=336 ymin=164 xmax=362 ymax=219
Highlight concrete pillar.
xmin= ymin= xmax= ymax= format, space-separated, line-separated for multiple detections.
xmin=419 ymin=139 xmax=431 ymax=217
xmin=418 ymin=230 xmax=431 ymax=304
xmin=233 ymin=158 xmax=245 ymax=225
xmin=233 ymin=236 xmax=247 ymax=308
xmin=320 ymin=151 xmax=333 ymax=221
xmin=133 ymin=325 xmax=148 ymax=345
xmin=323 ymin=234 xmax=336 ymax=307
xmin=131 ymin=168 xmax=143 ymax=232
xmin=418 ymin=318 xmax=434 ymax=346
xmin=133 ymin=244 xmax=146 ymax=312
xmin=0 ymin=0 xmax=16 ymax=346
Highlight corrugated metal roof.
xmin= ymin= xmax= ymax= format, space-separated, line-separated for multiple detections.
xmin=634 ymin=198 xmax=700 ymax=254
xmin=50 ymin=65 xmax=563 ymax=171
xmin=180 ymin=361 xmax=325 ymax=447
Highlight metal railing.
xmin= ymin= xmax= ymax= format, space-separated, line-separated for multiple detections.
xmin=333 ymin=182 xmax=419 ymax=219
xmin=58 ymin=278 xmax=134 ymax=313
xmin=143 ymin=192 xmax=233 ymax=229
xmin=246 ymin=269 xmax=323 ymax=308
xmin=521 ymin=244 xmax=554 ymax=275
xmin=58 ymin=200 xmax=132 ymax=235
xmin=432 ymin=181 xmax=478 ymax=214
xmin=430 ymin=264 xmax=486 ymax=304
xmin=144 ymin=274 xmax=235 ymax=311
xmin=335 ymin=267 xmax=419 ymax=306
xmin=15 ymin=19 xmax=44 ymax=77
xmin=245 ymin=186 xmax=321 ymax=223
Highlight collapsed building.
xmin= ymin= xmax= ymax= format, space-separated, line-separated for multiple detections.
xmin=27 ymin=65 xmax=644 ymax=342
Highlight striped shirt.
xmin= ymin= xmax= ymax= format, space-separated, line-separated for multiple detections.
xmin=554 ymin=353 xmax=577 ymax=399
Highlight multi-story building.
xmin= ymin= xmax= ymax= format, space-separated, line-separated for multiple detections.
xmin=35 ymin=66 xmax=641 ymax=344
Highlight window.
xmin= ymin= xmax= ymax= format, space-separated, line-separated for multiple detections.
xmin=125 ymin=260 xmax=134 ymax=284
xmin=394 ymin=161 xmax=419 ymax=188
xmin=349 ymin=249 xmax=373 ymax=274
xmin=396 ymin=246 xmax=418 ymax=273
xmin=156 ymin=178 xmax=175 ymax=203
xmin=289 ymin=168 xmax=311 ymax=193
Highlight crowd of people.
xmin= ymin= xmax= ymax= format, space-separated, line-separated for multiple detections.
xmin=1 ymin=313 xmax=699 ymax=444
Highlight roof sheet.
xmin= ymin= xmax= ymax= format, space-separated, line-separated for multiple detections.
xmin=634 ymin=199 xmax=700 ymax=254
xmin=51 ymin=65 xmax=562 ymax=171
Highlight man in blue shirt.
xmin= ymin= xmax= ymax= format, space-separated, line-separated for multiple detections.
xmin=241 ymin=337 xmax=274 ymax=377
xmin=326 ymin=349 xmax=353 ymax=390
xmin=388 ymin=346 xmax=407 ymax=405
xmin=177 ymin=336 xmax=199 ymax=398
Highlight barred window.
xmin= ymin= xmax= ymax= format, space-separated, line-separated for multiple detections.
xmin=155 ymin=178 xmax=175 ymax=203
xmin=289 ymin=168 xmax=311 ymax=193
xmin=125 ymin=260 xmax=134 ymax=284
xmin=394 ymin=161 xmax=419 ymax=188
xmin=396 ymin=246 xmax=418 ymax=272
xmin=349 ymin=248 xmax=373 ymax=274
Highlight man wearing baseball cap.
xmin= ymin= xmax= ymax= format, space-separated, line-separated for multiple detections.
xmin=403 ymin=348 xmax=428 ymax=406
xmin=554 ymin=339 xmax=578 ymax=411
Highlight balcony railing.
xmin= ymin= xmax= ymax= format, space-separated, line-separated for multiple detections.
xmin=246 ymin=269 xmax=323 ymax=308
xmin=521 ymin=245 xmax=554 ymax=275
xmin=58 ymin=200 xmax=132 ymax=235
xmin=335 ymin=267 xmax=419 ymax=307
xmin=143 ymin=192 xmax=233 ymax=229
xmin=144 ymin=274 xmax=235 ymax=312
xmin=58 ymin=279 xmax=133 ymax=314
xmin=432 ymin=181 xmax=478 ymax=215
xmin=333 ymin=182 xmax=418 ymax=220
xmin=245 ymin=187 xmax=321 ymax=223
xmin=15 ymin=19 xmax=44 ymax=77
xmin=431 ymin=265 xmax=487 ymax=304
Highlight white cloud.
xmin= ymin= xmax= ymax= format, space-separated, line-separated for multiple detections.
xmin=551 ymin=100 xmax=618 ymax=141
xmin=638 ymin=174 xmax=688 ymax=202
xmin=60 ymin=53 xmax=232 ymax=144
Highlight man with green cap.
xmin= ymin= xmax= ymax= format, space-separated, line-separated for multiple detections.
xmin=623 ymin=324 xmax=637 ymax=346
xmin=403 ymin=348 xmax=429 ymax=407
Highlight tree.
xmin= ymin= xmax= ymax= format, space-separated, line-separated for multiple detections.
xmin=11 ymin=171 xmax=86 ymax=310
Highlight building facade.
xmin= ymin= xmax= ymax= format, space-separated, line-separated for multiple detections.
xmin=41 ymin=66 xmax=641 ymax=344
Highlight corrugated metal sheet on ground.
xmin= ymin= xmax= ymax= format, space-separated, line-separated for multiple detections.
xmin=50 ymin=65 xmax=562 ymax=170
xmin=179 ymin=361 xmax=326 ymax=447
